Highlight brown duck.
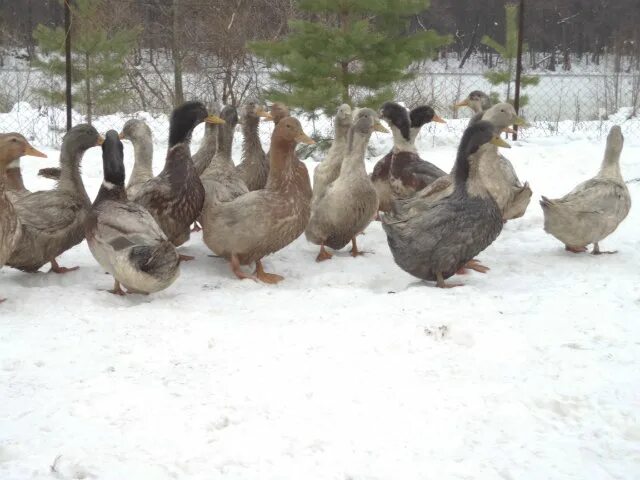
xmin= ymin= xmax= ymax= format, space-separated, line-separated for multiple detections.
xmin=203 ymin=116 xmax=314 ymax=283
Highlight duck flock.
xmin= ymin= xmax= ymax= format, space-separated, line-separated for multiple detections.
xmin=0 ymin=90 xmax=632 ymax=300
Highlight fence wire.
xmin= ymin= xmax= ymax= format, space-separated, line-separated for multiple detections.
xmin=1 ymin=62 xmax=639 ymax=147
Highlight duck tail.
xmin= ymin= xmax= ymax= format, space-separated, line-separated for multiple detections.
xmin=539 ymin=195 xmax=553 ymax=210
xmin=130 ymin=241 xmax=179 ymax=276
xmin=38 ymin=167 xmax=61 ymax=180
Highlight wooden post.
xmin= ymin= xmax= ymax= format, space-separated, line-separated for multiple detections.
xmin=513 ymin=0 xmax=525 ymax=140
xmin=64 ymin=0 xmax=72 ymax=131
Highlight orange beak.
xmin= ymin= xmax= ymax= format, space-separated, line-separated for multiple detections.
xmin=24 ymin=145 xmax=48 ymax=158
xmin=433 ymin=115 xmax=446 ymax=124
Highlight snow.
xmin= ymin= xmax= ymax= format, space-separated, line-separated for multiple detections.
xmin=1 ymin=112 xmax=640 ymax=480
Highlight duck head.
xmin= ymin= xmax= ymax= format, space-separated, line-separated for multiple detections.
xmin=455 ymin=90 xmax=491 ymax=113
xmin=379 ymin=102 xmax=411 ymax=142
xmin=410 ymin=106 xmax=446 ymax=127
xmin=268 ymin=102 xmax=290 ymax=125
xmin=335 ymin=104 xmax=353 ymax=127
xmin=241 ymin=100 xmax=272 ymax=123
xmin=481 ymin=103 xmax=527 ymax=132
xmin=101 ymin=130 xmax=125 ymax=188
xmin=0 ymin=133 xmax=47 ymax=170
xmin=273 ymin=117 xmax=315 ymax=146
xmin=168 ymin=101 xmax=225 ymax=147
xmin=120 ymin=118 xmax=153 ymax=144
xmin=61 ymin=124 xmax=104 ymax=157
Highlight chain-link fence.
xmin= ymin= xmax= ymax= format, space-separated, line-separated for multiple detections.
xmin=1 ymin=61 xmax=639 ymax=146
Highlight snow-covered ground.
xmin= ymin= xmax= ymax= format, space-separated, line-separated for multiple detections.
xmin=1 ymin=116 xmax=640 ymax=480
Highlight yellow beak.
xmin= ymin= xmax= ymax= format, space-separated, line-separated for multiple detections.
xmin=256 ymin=108 xmax=273 ymax=120
xmin=24 ymin=145 xmax=48 ymax=158
xmin=454 ymin=99 xmax=470 ymax=108
xmin=96 ymin=135 xmax=105 ymax=146
xmin=513 ymin=116 xmax=527 ymax=126
xmin=490 ymin=136 xmax=511 ymax=148
xmin=295 ymin=132 xmax=315 ymax=145
xmin=373 ymin=121 xmax=389 ymax=133
xmin=205 ymin=114 xmax=226 ymax=125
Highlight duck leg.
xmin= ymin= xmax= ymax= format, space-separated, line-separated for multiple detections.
xmin=457 ymin=259 xmax=490 ymax=275
xmin=350 ymin=237 xmax=368 ymax=257
xmin=565 ymin=245 xmax=588 ymax=254
xmin=436 ymin=271 xmax=463 ymax=289
xmin=230 ymin=254 xmax=257 ymax=282
xmin=49 ymin=258 xmax=79 ymax=274
xmin=591 ymin=242 xmax=617 ymax=255
xmin=316 ymin=244 xmax=333 ymax=262
xmin=0 ymin=297 xmax=6 ymax=304
xmin=108 ymin=280 xmax=127 ymax=296
xmin=179 ymin=254 xmax=195 ymax=262
xmin=254 ymin=259 xmax=284 ymax=284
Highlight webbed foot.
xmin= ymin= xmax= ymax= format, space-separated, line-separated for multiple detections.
xmin=50 ymin=258 xmax=79 ymax=274
xmin=316 ymin=244 xmax=333 ymax=262
xmin=255 ymin=260 xmax=283 ymax=284
xmin=565 ymin=245 xmax=587 ymax=254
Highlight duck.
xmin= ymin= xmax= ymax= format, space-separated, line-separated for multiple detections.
xmin=235 ymin=100 xmax=271 ymax=191
xmin=311 ymin=104 xmax=352 ymax=205
xmin=203 ymin=116 xmax=314 ymax=283
xmin=192 ymin=103 xmax=225 ymax=177
xmin=200 ymin=105 xmax=249 ymax=227
xmin=381 ymin=102 xmax=447 ymax=199
xmin=455 ymin=90 xmax=492 ymax=116
xmin=0 ymin=135 xmax=47 ymax=302
xmin=305 ymin=108 xmax=387 ymax=261
xmin=382 ymin=121 xmax=509 ymax=288
xmin=7 ymin=125 xmax=102 ymax=273
xmin=1 ymin=132 xmax=42 ymax=198
xmin=130 ymin=101 xmax=222 ymax=257
xmin=540 ymin=125 xmax=631 ymax=255
xmin=85 ymin=131 xmax=180 ymax=296
xmin=402 ymin=102 xmax=530 ymax=221
xmin=371 ymin=104 xmax=446 ymax=213
xmin=119 ymin=118 xmax=155 ymax=198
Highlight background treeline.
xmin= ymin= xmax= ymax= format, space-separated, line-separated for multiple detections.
xmin=1 ymin=0 xmax=638 ymax=71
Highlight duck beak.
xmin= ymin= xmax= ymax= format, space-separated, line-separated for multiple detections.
xmin=96 ymin=135 xmax=105 ymax=146
xmin=24 ymin=145 xmax=48 ymax=158
xmin=295 ymin=132 xmax=315 ymax=145
xmin=502 ymin=127 xmax=516 ymax=134
xmin=490 ymin=136 xmax=511 ymax=148
xmin=262 ymin=112 xmax=275 ymax=122
xmin=205 ymin=114 xmax=226 ymax=125
xmin=454 ymin=99 xmax=469 ymax=108
xmin=118 ymin=132 xmax=125 ymax=140
xmin=513 ymin=116 xmax=527 ymax=126
xmin=433 ymin=115 xmax=447 ymax=124
xmin=373 ymin=121 xmax=389 ymax=133
xmin=257 ymin=108 xmax=273 ymax=120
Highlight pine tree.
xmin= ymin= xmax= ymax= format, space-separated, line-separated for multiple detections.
xmin=251 ymin=0 xmax=450 ymax=114
xmin=481 ymin=3 xmax=539 ymax=106
xmin=33 ymin=0 xmax=139 ymax=124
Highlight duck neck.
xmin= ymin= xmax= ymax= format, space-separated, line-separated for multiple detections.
xmin=195 ymin=124 xmax=218 ymax=173
xmin=163 ymin=142 xmax=192 ymax=174
xmin=391 ymin=125 xmax=416 ymax=154
xmin=5 ymin=159 xmax=26 ymax=192
xmin=598 ymin=142 xmax=623 ymax=181
xmin=59 ymin=143 xmax=90 ymax=203
xmin=128 ymin=135 xmax=154 ymax=186
xmin=266 ymin=136 xmax=296 ymax=190
xmin=340 ymin=130 xmax=371 ymax=178
xmin=241 ymin=116 xmax=264 ymax=164
xmin=94 ymin=180 xmax=126 ymax=205
xmin=215 ymin=123 xmax=235 ymax=168
xmin=409 ymin=127 xmax=421 ymax=145
xmin=454 ymin=147 xmax=488 ymax=198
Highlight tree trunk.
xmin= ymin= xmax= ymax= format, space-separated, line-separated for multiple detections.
xmin=172 ymin=0 xmax=184 ymax=107
xmin=339 ymin=9 xmax=350 ymax=104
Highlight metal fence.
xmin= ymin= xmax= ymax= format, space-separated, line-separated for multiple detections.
xmin=1 ymin=63 xmax=639 ymax=147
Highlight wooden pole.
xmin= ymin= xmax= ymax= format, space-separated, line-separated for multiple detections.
xmin=64 ymin=0 xmax=72 ymax=131
xmin=513 ymin=0 xmax=525 ymax=140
